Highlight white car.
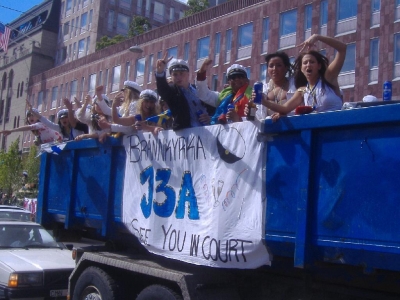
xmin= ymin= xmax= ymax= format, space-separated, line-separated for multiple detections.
xmin=0 ymin=221 xmax=75 ymax=299
xmin=0 ymin=205 xmax=32 ymax=221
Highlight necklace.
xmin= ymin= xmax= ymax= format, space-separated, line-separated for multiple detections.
xmin=306 ymin=78 xmax=320 ymax=110
xmin=270 ymin=79 xmax=289 ymax=104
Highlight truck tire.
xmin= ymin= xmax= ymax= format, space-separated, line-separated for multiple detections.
xmin=73 ymin=266 xmax=119 ymax=300
xmin=136 ymin=284 xmax=182 ymax=300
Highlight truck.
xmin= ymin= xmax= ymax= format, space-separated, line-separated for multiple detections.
xmin=37 ymin=102 xmax=400 ymax=300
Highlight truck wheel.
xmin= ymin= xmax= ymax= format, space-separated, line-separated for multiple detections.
xmin=73 ymin=266 xmax=119 ymax=300
xmin=136 ymin=284 xmax=182 ymax=300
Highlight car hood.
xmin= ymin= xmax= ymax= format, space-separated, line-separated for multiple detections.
xmin=0 ymin=249 xmax=75 ymax=272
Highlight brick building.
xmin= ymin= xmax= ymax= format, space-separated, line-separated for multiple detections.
xmin=11 ymin=0 xmax=400 ymax=150
xmin=55 ymin=0 xmax=189 ymax=66
xmin=0 ymin=0 xmax=61 ymax=151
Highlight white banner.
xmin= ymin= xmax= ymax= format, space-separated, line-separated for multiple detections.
xmin=122 ymin=121 xmax=271 ymax=268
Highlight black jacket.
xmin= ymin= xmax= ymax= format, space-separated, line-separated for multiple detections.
xmin=156 ymin=74 xmax=192 ymax=131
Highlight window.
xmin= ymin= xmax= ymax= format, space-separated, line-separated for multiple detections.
xmin=320 ymin=0 xmax=328 ymax=35
xmin=305 ymin=4 xmax=312 ymax=39
xmin=237 ymin=23 xmax=253 ymax=59
xmin=137 ymin=0 xmax=143 ymax=14
xmin=70 ymin=20 xmax=74 ymax=38
xmin=145 ymin=0 xmax=151 ymax=17
xmin=63 ymin=22 xmax=70 ymax=40
xmin=279 ymin=9 xmax=297 ymax=49
xmin=80 ymin=12 xmax=88 ymax=34
xmin=86 ymin=36 xmax=90 ymax=55
xmin=154 ymin=2 xmax=165 ymax=22
xmin=72 ymin=42 xmax=77 ymax=60
xmin=394 ymin=33 xmax=400 ymax=78
xmin=369 ymin=38 xmax=379 ymax=83
xmin=117 ymin=13 xmax=130 ymax=35
xmin=371 ymin=0 xmax=380 ymax=27
xmin=197 ymin=36 xmax=210 ymax=60
xmin=147 ymin=54 xmax=153 ymax=83
xmin=196 ymin=36 xmax=210 ymax=70
xmin=214 ymin=33 xmax=220 ymax=65
xmin=262 ymin=18 xmax=269 ymax=54
xmin=260 ymin=64 xmax=267 ymax=83
xmin=225 ymin=29 xmax=232 ymax=63
xmin=337 ymin=0 xmax=357 ymax=21
xmin=98 ymin=71 xmax=103 ymax=86
xmin=170 ymin=7 xmax=175 ymax=22
xmin=125 ymin=62 xmax=130 ymax=81
xmin=75 ymin=16 xmax=79 ymax=36
xmin=58 ymin=84 xmax=63 ymax=107
xmin=108 ymin=11 xmax=114 ymax=31
xmin=78 ymin=39 xmax=85 ymax=58
xmin=80 ymin=77 xmax=85 ymax=100
xmin=336 ymin=0 xmax=357 ymax=34
xmin=120 ymin=0 xmax=131 ymax=10
xmin=64 ymin=82 xmax=69 ymax=99
xmin=245 ymin=67 xmax=251 ymax=80
xmin=211 ymin=75 xmax=218 ymax=91
xmin=111 ymin=65 xmax=121 ymax=92
xmin=167 ymin=47 xmax=178 ymax=59
xmin=51 ymin=86 xmax=58 ymax=109
xmin=341 ymin=44 xmax=356 ymax=72
xmin=103 ymin=69 xmax=108 ymax=94
xmin=136 ymin=58 xmax=145 ymax=85
xmin=37 ymin=91 xmax=43 ymax=112
xmin=88 ymin=74 xmax=97 ymax=95
xmin=66 ymin=0 xmax=72 ymax=16
xmin=70 ymin=80 xmax=78 ymax=101
xmin=184 ymin=42 xmax=190 ymax=62
xmin=338 ymin=43 xmax=356 ymax=86
xmin=88 ymin=9 xmax=93 ymax=30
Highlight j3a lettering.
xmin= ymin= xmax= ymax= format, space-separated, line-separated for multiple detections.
xmin=140 ymin=166 xmax=200 ymax=220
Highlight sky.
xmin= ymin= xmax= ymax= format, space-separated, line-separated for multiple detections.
xmin=1 ymin=0 xmax=45 ymax=25
xmin=1 ymin=0 xmax=189 ymax=25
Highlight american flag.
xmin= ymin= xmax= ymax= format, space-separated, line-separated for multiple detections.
xmin=0 ymin=22 xmax=11 ymax=52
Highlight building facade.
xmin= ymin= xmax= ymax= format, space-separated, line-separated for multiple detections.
xmin=14 ymin=0 xmax=400 ymax=151
xmin=0 ymin=0 xmax=61 ymax=151
xmin=55 ymin=0 xmax=189 ymax=66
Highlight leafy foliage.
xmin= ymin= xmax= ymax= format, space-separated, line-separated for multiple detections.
xmin=21 ymin=146 xmax=40 ymax=193
xmin=96 ymin=35 xmax=127 ymax=50
xmin=0 ymin=139 xmax=23 ymax=196
xmin=184 ymin=0 xmax=209 ymax=17
xmin=128 ymin=16 xmax=152 ymax=37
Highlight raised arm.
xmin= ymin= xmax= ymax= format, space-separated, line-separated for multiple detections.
xmin=64 ymin=98 xmax=77 ymax=128
xmin=298 ymin=34 xmax=347 ymax=86
xmin=195 ymin=58 xmax=219 ymax=107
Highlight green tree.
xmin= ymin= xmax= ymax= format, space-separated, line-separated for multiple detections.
xmin=21 ymin=146 xmax=40 ymax=196
xmin=128 ymin=16 xmax=152 ymax=37
xmin=96 ymin=35 xmax=126 ymax=50
xmin=184 ymin=0 xmax=209 ymax=17
xmin=0 ymin=139 xmax=23 ymax=197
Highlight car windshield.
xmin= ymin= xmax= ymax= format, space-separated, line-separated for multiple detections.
xmin=0 ymin=211 xmax=31 ymax=221
xmin=0 ymin=224 xmax=62 ymax=249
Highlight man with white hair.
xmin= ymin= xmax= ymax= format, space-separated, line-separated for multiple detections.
xmin=196 ymin=59 xmax=252 ymax=124
xmin=155 ymin=53 xmax=211 ymax=130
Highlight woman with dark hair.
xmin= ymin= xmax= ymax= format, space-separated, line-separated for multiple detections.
xmin=0 ymin=106 xmax=62 ymax=145
xmin=30 ymin=98 xmax=88 ymax=141
xmin=258 ymin=51 xmax=297 ymax=118
xmin=256 ymin=34 xmax=346 ymax=116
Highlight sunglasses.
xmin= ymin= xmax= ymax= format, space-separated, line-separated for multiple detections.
xmin=228 ymin=74 xmax=246 ymax=80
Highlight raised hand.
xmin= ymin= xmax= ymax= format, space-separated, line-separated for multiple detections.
xmin=156 ymin=52 xmax=173 ymax=73
xmin=199 ymin=58 xmax=213 ymax=73
xmin=63 ymin=98 xmax=73 ymax=110
xmin=298 ymin=34 xmax=319 ymax=52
